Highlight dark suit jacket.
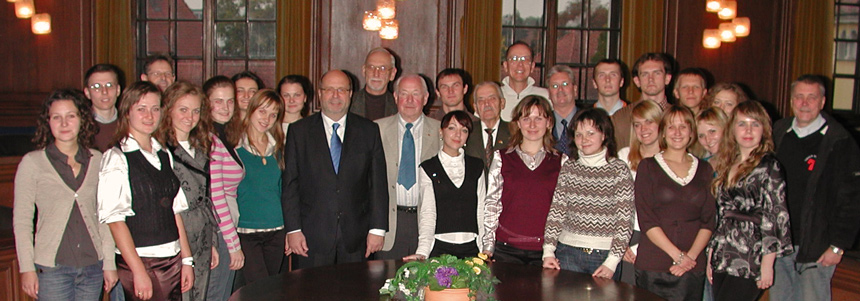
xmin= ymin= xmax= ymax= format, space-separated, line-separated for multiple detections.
xmin=349 ymin=88 xmax=397 ymax=120
xmin=464 ymin=120 xmax=511 ymax=169
xmin=281 ymin=112 xmax=389 ymax=254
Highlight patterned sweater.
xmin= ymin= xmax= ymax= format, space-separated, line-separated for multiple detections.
xmin=543 ymin=150 xmax=635 ymax=271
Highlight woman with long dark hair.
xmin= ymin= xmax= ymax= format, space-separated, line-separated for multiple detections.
xmin=99 ymin=81 xmax=194 ymax=300
xmin=276 ymin=74 xmax=313 ymax=134
xmin=232 ymin=71 xmax=265 ymax=121
xmin=14 ymin=89 xmax=118 ymax=300
xmin=707 ymin=101 xmax=792 ymax=300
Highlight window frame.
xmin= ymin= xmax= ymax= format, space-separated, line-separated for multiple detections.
xmin=833 ymin=0 xmax=860 ymax=114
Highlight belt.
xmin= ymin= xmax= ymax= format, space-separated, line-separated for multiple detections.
xmin=396 ymin=205 xmax=418 ymax=213
xmin=724 ymin=210 xmax=762 ymax=225
xmin=572 ymin=246 xmax=606 ymax=255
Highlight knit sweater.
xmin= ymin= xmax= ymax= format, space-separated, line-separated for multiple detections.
xmin=542 ymin=149 xmax=635 ymax=272
xmin=209 ymin=135 xmax=244 ymax=252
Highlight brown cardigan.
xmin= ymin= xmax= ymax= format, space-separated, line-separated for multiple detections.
xmin=633 ymin=156 xmax=715 ymax=273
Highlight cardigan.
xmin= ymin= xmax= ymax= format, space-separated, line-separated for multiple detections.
xmin=209 ymin=135 xmax=244 ymax=252
xmin=14 ymin=148 xmax=116 ymax=272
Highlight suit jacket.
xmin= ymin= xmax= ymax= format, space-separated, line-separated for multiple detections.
xmin=376 ymin=114 xmax=441 ymax=251
xmin=349 ymin=88 xmax=398 ymax=120
xmin=281 ymin=112 xmax=389 ymax=254
xmin=464 ymin=120 xmax=511 ymax=170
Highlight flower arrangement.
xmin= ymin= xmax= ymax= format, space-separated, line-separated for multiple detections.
xmin=380 ymin=253 xmax=500 ymax=301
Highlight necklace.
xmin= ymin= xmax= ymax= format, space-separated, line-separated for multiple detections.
xmin=250 ymin=138 xmax=268 ymax=166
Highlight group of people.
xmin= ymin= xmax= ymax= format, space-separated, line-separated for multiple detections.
xmin=12 ymin=42 xmax=860 ymax=301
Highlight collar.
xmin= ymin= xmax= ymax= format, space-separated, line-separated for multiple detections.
xmin=789 ymin=114 xmax=827 ymax=138
xmin=94 ymin=109 xmax=118 ymax=123
xmin=322 ymin=112 xmax=347 ymax=131
xmin=120 ymin=135 xmax=163 ymax=154
xmin=481 ymin=119 xmax=501 ymax=134
xmin=438 ymin=147 xmax=465 ymax=165
xmin=46 ymin=143 xmax=89 ymax=165
xmin=398 ymin=113 xmax=425 ymax=130
xmin=578 ymin=147 xmax=608 ymax=167
xmin=507 ymin=144 xmax=546 ymax=156
xmin=501 ymin=76 xmax=538 ymax=90
xmin=239 ymin=131 xmax=277 ymax=156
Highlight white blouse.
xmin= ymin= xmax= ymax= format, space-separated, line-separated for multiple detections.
xmin=98 ymin=136 xmax=189 ymax=257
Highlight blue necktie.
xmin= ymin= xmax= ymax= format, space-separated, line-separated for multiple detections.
xmin=330 ymin=123 xmax=342 ymax=174
xmin=397 ymin=123 xmax=416 ymax=189
xmin=557 ymin=119 xmax=570 ymax=155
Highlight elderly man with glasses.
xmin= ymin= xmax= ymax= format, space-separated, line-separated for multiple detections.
xmin=350 ymin=48 xmax=399 ymax=121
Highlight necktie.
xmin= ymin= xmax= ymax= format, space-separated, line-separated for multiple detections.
xmin=397 ymin=123 xmax=416 ymax=189
xmin=557 ymin=119 xmax=570 ymax=155
xmin=485 ymin=128 xmax=495 ymax=168
xmin=330 ymin=123 xmax=342 ymax=174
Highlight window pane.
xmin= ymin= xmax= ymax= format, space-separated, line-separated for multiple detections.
xmin=216 ymin=22 xmax=246 ymax=57
xmin=179 ymin=0 xmax=203 ymax=20
xmin=177 ymin=59 xmax=204 ymax=86
xmin=531 ymin=66 xmax=544 ymax=86
xmin=556 ymin=29 xmax=582 ymax=64
xmin=249 ymin=60 xmax=276 ymax=89
xmin=216 ymin=60 xmax=247 ymax=77
xmin=587 ymin=30 xmax=611 ymax=64
xmin=502 ymin=0 xmax=515 ymax=26
xmin=557 ymin=0 xmax=583 ymax=28
xmin=217 ymin=0 xmax=246 ymax=20
xmin=516 ymin=0 xmax=545 ymax=26
xmin=836 ymin=41 xmax=857 ymax=62
xmin=833 ymin=77 xmax=855 ymax=110
xmin=146 ymin=21 xmax=172 ymax=55
xmin=835 ymin=57 xmax=856 ymax=75
xmin=835 ymin=5 xmax=859 ymax=41
xmin=249 ymin=22 xmax=276 ymax=59
xmin=514 ymin=28 xmax=544 ymax=62
xmin=590 ymin=0 xmax=611 ymax=28
xmin=582 ymin=67 xmax=598 ymax=103
xmin=249 ymin=0 xmax=276 ymax=20
xmin=145 ymin=0 xmax=171 ymax=20
xmin=176 ymin=21 xmax=203 ymax=57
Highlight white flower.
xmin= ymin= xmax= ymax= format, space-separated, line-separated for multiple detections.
xmin=398 ymin=283 xmax=411 ymax=295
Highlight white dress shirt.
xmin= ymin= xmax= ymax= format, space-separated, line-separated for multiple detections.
xmin=396 ymin=114 xmax=424 ymax=207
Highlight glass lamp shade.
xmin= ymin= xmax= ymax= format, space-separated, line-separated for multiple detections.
xmin=718 ymin=1 xmax=737 ymax=20
xmin=379 ymin=19 xmax=398 ymax=40
xmin=733 ymin=17 xmax=750 ymax=37
xmin=15 ymin=0 xmax=35 ymax=18
xmin=363 ymin=11 xmax=381 ymax=31
xmin=706 ymin=0 xmax=722 ymax=13
xmin=377 ymin=0 xmax=395 ymax=19
xmin=719 ymin=23 xmax=736 ymax=42
xmin=703 ymin=29 xmax=721 ymax=49
xmin=32 ymin=13 xmax=51 ymax=34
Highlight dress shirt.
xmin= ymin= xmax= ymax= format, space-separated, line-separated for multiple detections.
xmin=553 ymin=110 xmax=576 ymax=138
xmin=98 ymin=135 xmax=189 ymax=257
xmin=415 ymin=148 xmax=487 ymax=257
xmin=396 ymin=114 xmax=424 ymax=207
xmin=789 ymin=114 xmax=827 ymax=138
xmin=500 ymin=76 xmax=551 ymax=121
xmin=479 ymin=120 xmax=501 ymax=149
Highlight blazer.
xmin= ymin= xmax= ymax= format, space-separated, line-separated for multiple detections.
xmin=376 ymin=114 xmax=441 ymax=251
xmin=349 ymin=88 xmax=398 ymax=120
xmin=464 ymin=120 xmax=512 ymax=170
xmin=281 ymin=112 xmax=389 ymax=254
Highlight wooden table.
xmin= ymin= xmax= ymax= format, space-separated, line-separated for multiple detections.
xmin=229 ymin=260 xmax=662 ymax=300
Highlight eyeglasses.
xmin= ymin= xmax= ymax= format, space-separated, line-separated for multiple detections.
xmin=320 ymin=87 xmax=351 ymax=95
xmin=148 ymin=71 xmax=174 ymax=78
xmin=550 ymin=82 xmax=571 ymax=90
xmin=365 ymin=64 xmax=391 ymax=72
xmin=88 ymin=82 xmax=115 ymax=90
xmin=507 ymin=56 xmax=532 ymax=62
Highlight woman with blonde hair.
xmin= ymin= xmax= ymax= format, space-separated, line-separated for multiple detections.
xmin=707 ymin=101 xmax=792 ymax=300
xmin=705 ymin=83 xmax=748 ymax=115
xmin=696 ymin=107 xmax=730 ymax=164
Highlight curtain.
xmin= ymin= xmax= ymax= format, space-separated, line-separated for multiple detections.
xmin=619 ymin=0 xmax=664 ymax=102
xmin=461 ymin=0 xmax=502 ymax=86
xmin=787 ymin=0 xmax=833 ymax=114
xmin=94 ymin=0 xmax=135 ymax=87
xmin=276 ymin=0 xmax=313 ymax=78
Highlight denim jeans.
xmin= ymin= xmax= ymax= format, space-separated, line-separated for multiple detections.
xmin=34 ymin=262 xmax=104 ymax=301
xmin=770 ymin=247 xmax=836 ymax=301
xmin=207 ymin=234 xmax=236 ymax=301
xmin=555 ymin=243 xmax=620 ymax=280
xmin=109 ymin=281 xmax=125 ymax=301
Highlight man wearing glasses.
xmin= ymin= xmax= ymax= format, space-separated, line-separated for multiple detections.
xmin=545 ymin=65 xmax=579 ymax=156
xmin=350 ymin=48 xmax=399 ymax=121
xmin=500 ymin=41 xmax=549 ymax=121
xmin=84 ymin=64 xmax=123 ymax=152
xmin=140 ymin=54 xmax=176 ymax=92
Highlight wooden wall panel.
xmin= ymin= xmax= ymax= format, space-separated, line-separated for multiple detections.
xmin=665 ymin=0 xmax=790 ymax=116
xmin=0 ymin=0 xmax=92 ymax=127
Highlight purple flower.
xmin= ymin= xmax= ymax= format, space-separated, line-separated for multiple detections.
xmin=434 ymin=267 xmax=459 ymax=288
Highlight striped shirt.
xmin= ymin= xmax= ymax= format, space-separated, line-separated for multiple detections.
xmin=210 ymin=135 xmax=245 ymax=252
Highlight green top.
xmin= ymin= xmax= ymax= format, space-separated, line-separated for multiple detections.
xmin=236 ymin=147 xmax=284 ymax=229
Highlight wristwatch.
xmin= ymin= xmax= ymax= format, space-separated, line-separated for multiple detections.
xmin=830 ymin=245 xmax=844 ymax=256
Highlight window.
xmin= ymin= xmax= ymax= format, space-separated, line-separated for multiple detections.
xmin=834 ymin=1 xmax=860 ymax=113
xmin=502 ymin=0 xmax=622 ymax=105
xmin=136 ymin=0 xmax=277 ymax=87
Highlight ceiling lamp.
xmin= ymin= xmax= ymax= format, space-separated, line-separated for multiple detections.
xmin=31 ymin=13 xmax=50 ymax=34
xmin=377 ymin=0 xmax=395 ymax=20
xmin=363 ymin=11 xmax=381 ymax=31
xmin=379 ymin=19 xmax=398 ymax=40
xmin=705 ymin=0 xmax=722 ymax=13
xmin=703 ymin=29 xmax=721 ymax=49
xmin=15 ymin=0 xmax=34 ymax=18
xmin=718 ymin=1 xmax=737 ymax=20
xmin=733 ymin=17 xmax=750 ymax=37
xmin=719 ymin=23 xmax=736 ymax=42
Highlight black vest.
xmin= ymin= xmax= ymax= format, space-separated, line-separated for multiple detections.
xmin=124 ymin=150 xmax=181 ymax=247
xmin=421 ymin=155 xmax=482 ymax=234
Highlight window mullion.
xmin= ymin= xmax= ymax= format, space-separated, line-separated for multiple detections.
xmin=203 ymin=0 xmax=215 ymax=81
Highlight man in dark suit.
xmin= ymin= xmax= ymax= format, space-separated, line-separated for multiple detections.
xmin=464 ymin=81 xmax=511 ymax=172
xmin=282 ymin=70 xmax=389 ymax=269
xmin=546 ymin=65 xmax=579 ymax=156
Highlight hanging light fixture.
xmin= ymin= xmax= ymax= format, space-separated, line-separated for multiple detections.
xmin=733 ymin=17 xmax=751 ymax=37
xmin=379 ymin=19 xmax=399 ymax=40
xmin=31 ymin=13 xmax=50 ymax=34
xmin=7 ymin=0 xmax=20 ymax=3
xmin=719 ymin=23 xmax=736 ymax=42
xmin=718 ymin=1 xmax=737 ymax=20
xmin=705 ymin=0 xmax=722 ymax=13
xmin=15 ymin=0 xmax=35 ymax=18
xmin=703 ymin=29 xmax=721 ymax=49
xmin=377 ymin=0 xmax=395 ymax=20
xmin=363 ymin=11 xmax=381 ymax=31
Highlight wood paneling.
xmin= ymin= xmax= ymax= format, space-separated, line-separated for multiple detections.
xmin=0 ymin=0 xmax=93 ymax=127
xmin=664 ymin=0 xmax=791 ymax=116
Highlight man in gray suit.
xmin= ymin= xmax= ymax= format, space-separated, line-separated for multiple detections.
xmin=349 ymin=48 xmax=398 ymax=120
xmin=375 ymin=74 xmax=441 ymax=259
xmin=465 ymin=81 xmax=511 ymax=172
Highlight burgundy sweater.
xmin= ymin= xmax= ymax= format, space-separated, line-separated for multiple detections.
xmin=496 ymin=151 xmax=561 ymax=250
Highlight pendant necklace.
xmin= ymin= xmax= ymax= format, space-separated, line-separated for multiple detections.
xmin=251 ymin=139 xmax=267 ymax=166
